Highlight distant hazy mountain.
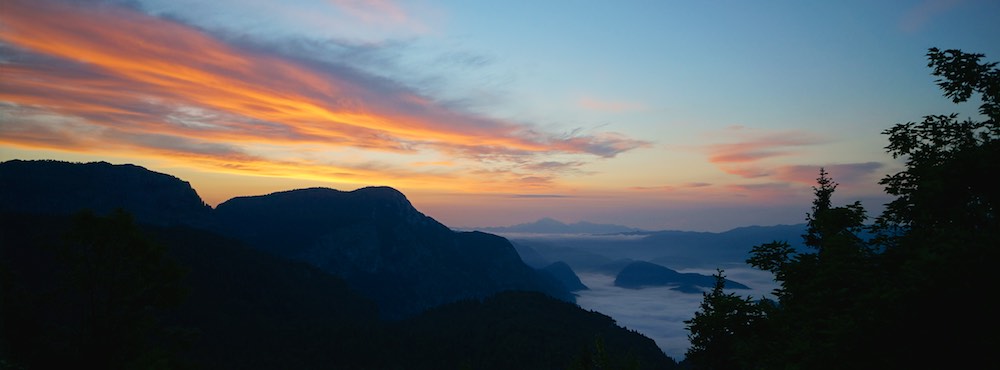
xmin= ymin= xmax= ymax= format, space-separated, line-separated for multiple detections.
xmin=509 ymin=241 xmax=550 ymax=268
xmin=476 ymin=217 xmax=643 ymax=235
xmin=508 ymin=224 xmax=808 ymax=271
xmin=614 ymin=261 xmax=750 ymax=293
xmin=539 ymin=261 xmax=588 ymax=291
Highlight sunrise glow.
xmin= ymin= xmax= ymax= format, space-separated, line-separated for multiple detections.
xmin=2 ymin=0 xmax=997 ymax=230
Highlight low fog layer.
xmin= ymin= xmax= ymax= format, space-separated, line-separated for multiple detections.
xmin=575 ymin=269 xmax=778 ymax=360
xmin=510 ymin=229 xmax=792 ymax=360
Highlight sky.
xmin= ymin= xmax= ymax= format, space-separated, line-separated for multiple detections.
xmin=2 ymin=0 xmax=999 ymax=231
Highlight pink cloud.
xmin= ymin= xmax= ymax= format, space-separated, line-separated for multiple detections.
xmin=899 ymin=0 xmax=964 ymax=33
xmin=328 ymin=0 xmax=430 ymax=35
xmin=577 ymin=96 xmax=645 ymax=112
xmin=706 ymin=130 xmax=825 ymax=165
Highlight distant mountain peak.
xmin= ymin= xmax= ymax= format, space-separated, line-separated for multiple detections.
xmin=535 ymin=217 xmax=566 ymax=225
xmin=476 ymin=217 xmax=643 ymax=235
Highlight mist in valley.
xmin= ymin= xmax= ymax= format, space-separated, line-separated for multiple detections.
xmin=505 ymin=227 xmax=788 ymax=359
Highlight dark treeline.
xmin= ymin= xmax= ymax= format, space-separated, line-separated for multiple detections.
xmin=683 ymin=47 xmax=1000 ymax=369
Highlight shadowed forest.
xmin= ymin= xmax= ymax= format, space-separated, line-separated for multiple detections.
xmin=1 ymin=48 xmax=998 ymax=369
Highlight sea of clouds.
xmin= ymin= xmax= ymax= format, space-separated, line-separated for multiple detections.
xmin=574 ymin=267 xmax=778 ymax=361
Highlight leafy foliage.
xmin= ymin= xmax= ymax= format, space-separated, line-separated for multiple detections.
xmin=683 ymin=270 xmax=768 ymax=370
xmin=684 ymin=48 xmax=1000 ymax=369
xmin=871 ymin=47 xmax=1000 ymax=369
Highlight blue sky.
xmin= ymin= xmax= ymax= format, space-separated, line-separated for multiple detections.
xmin=2 ymin=0 xmax=998 ymax=231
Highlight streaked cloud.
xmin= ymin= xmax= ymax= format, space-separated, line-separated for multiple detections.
xmin=706 ymin=130 xmax=826 ymax=165
xmin=629 ymin=182 xmax=712 ymax=191
xmin=521 ymin=160 xmax=588 ymax=174
xmin=0 ymin=0 xmax=647 ymax=191
xmin=771 ymin=162 xmax=885 ymax=186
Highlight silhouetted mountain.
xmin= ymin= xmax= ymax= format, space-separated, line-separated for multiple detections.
xmin=477 ymin=217 xmax=643 ymax=235
xmin=0 ymin=159 xmax=211 ymax=226
xmin=540 ymin=261 xmax=589 ymax=291
xmin=0 ymin=160 xmax=679 ymax=368
xmin=0 ymin=159 xmax=572 ymax=319
xmin=3 ymin=212 xmax=681 ymax=369
xmin=614 ymin=261 xmax=750 ymax=293
xmin=213 ymin=187 xmax=572 ymax=318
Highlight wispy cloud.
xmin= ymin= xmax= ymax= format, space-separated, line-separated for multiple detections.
xmin=899 ymin=0 xmax=964 ymax=33
xmin=326 ymin=0 xmax=435 ymax=38
xmin=706 ymin=130 xmax=826 ymax=166
xmin=699 ymin=128 xmax=827 ymax=181
xmin=0 ymin=0 xmax=647 ymax=191
xmin=771 ymin=162 xmax=884 ymax=186
xmin=521 ymin=160 xmax=588 ymax=175
xmin=693 ymin=127 xmax=887 ymax=200
xmin=577 ymin=96 xmax=644 ymax=113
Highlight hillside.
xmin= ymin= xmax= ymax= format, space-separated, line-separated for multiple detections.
xmin=213 ymin=186 xmax=572 ymax=318
xmin=614 ymin=261 xmax=750 ymax=292
xmin=0 ymin=159 xmax=679 ymax=368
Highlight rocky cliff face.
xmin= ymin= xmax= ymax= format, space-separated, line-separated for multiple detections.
xmin=214 ymin=187 xmax=571 ymax=318
xmin=540 ymin=261 xmax=589 ymax=292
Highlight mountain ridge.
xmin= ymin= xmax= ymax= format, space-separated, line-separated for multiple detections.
xmin=472 ymin=217 xmax=644 ymax=235
xmin=0 ymin=159 xmax=572 ymax=318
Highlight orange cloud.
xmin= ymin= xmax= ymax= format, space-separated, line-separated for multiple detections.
xmin=0 ymin=0 xmax=647 ymax=192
